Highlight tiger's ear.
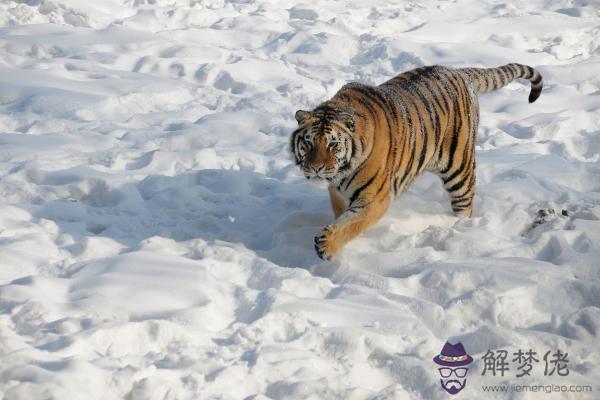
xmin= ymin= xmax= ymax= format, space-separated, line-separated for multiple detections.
xmin=295 ymin=110 xmax=312 ymax=124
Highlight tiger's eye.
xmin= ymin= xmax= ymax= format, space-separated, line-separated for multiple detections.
xmin=344 ymin=119 xmax=355 ymax=130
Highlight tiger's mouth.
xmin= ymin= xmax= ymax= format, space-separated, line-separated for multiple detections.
xmin=305 ymin=174 xmax=331 ymax=188
xmin=304 ymin=168 xmax=338 ymax=182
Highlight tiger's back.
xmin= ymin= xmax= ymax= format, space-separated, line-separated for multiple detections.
xmin=290 ymin=63 xmax=543 ymax=260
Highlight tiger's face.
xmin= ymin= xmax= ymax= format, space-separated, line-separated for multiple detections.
xmin=290 ymin=107 xmax=356 ymax=184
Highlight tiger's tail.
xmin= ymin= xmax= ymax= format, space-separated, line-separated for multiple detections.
xmin=461 ymin=63 xmax=543 ymax=103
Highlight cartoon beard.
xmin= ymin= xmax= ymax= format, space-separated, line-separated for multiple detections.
xmin=440 ymin=378 xmax=467 ymax=395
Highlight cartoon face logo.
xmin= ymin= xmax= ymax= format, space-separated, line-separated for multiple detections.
xmin=433 ymin=342 xmax=473 ymax=395
xmin=438 ymin=366 xmax=469 ymax=394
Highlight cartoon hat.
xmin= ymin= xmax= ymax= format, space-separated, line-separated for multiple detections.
xmin=433 ymin=342 xmax=473 ymax=367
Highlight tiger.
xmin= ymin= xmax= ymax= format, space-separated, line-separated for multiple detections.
xmin=289 ymin=63 xmax=543 ymax=260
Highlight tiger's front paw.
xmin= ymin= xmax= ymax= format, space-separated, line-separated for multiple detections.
xmin=314 ymin=225 xmax=340 ymax=261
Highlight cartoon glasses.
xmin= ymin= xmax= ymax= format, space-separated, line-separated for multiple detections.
xmin=438 ymin=367 xmax=468 ymax=378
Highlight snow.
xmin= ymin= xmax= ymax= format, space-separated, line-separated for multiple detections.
xmin=0 ymin=0 xmax=599 ymax=399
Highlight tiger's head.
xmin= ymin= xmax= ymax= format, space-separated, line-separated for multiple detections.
xmin=290 ymin=105 xmax=357 ymax=184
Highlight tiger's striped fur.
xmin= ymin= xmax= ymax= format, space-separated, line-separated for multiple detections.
xmin=290 ymin=63 xmax=543 ymax=260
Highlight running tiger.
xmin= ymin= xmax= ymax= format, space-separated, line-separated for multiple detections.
xmin=290 ymin=63 xmax=543 ymax=260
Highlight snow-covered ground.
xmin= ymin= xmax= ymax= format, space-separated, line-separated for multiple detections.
xmin=0 ymin=0 xmax=599 ymax=399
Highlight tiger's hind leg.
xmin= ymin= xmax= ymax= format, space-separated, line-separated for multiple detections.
xmin=439 ymin=97 xmax=479 ymax=218
xmin=442 ymin=157 xmax=475 ymax=217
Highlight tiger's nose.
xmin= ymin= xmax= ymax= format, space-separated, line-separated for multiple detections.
xmin=311 ymin=164 xmax=325 ymax=174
